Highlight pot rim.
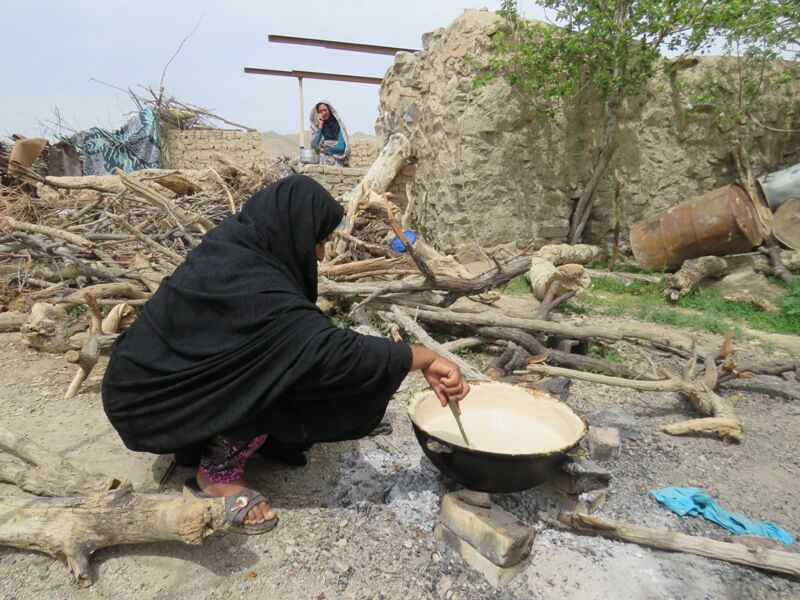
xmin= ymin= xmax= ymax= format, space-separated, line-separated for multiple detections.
xmin=407 ymin=381 xmax=587 ymax=459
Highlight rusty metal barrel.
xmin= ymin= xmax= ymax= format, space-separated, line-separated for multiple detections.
xmin=630 ymin=184 xmax=763 ymax=271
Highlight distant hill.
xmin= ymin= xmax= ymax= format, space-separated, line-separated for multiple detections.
xmin=262 ymin=131 xmax=375 ymax=158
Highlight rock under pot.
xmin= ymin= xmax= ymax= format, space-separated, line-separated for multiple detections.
xmin=408 ymin=382 xmax=586 ymax=493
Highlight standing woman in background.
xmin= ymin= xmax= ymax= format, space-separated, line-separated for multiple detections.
xmin=310 ymin=100 xmax=350 ymax=167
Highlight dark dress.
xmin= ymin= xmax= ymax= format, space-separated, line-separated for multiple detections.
xmin=102 ymin=176 xmax=412 ymax=454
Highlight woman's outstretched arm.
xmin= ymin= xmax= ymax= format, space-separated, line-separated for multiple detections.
xmin=410 ymin=346 xmax=470 ymax=406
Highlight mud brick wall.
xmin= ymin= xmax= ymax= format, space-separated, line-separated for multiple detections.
xmin=297 ymin=163 xmax=415 ymax=210
xmin=349 ymin=138 xmax=378 ymax=168
xmin=161 ymin=129 xmax=264 ymax=170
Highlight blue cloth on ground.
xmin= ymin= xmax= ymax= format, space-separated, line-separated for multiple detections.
xmin=390 ymin=230 xmax=416 ymax=253
xmin=650 ymin=487 xmax=793 ymax=545
xmin=67 ymin=108 xmax=161 ymax=175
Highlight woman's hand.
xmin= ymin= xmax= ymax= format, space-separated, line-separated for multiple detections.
xmin=317 ymin=115 xmax=325 ymax=128
xmin=411 ymin=347 xmax=470 ymax=408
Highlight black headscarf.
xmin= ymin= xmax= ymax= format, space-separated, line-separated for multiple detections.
xmin=318 ymin=103 xmax=341 ymax=141
xmin=102 ymin=176 xmax=412 ymax=453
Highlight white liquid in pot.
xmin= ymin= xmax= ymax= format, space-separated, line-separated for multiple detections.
xmin=424 ymin=407 xmax=574 ymax=455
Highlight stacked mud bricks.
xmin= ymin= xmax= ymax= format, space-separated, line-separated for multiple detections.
xmin=161 ymin=129 xmax=264 ymax=170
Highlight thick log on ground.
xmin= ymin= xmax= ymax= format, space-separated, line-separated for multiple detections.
xmin=0 ymin=483 xmax=224 ymax=587
xmin=560 ymin=513 xmax=800 ymax=578
xmin=0 ymin=428 xmax=226 ymax=587
xmin=665 ymin=256 xmax=728 ymax=301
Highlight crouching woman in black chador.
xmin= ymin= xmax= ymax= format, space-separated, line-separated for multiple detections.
xmin=102 ymin=175 xmax=469 ymax=535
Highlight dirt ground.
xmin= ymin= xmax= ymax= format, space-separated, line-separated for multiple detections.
xmin=0 ymin=316 xmax=799 ymax=600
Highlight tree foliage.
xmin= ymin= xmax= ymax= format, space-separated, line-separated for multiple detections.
xmin=481 ymin=0 xmax=799 ymax=119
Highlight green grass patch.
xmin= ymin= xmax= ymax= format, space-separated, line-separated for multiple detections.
xmin=452 ymin=343 xmax=487 ymax=356
xmin=586 ymin=342 xmax=625 ymax=363
xmin=568 ymin=274 xmax=799 ymax=337
xmin=678 ymin=282 xmax=800 ymax=336
xmin=499 ymin=274 xmax=533 ymax=295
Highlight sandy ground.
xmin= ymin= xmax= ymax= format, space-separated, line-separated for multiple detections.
xmin=0 ymin=321 xmax=799 ymax=600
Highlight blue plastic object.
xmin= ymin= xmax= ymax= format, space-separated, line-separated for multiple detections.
xmin=390 ymin=230 xmax=416 ymax=253
xmin=650 ymin=487 xmax=794 ymax=545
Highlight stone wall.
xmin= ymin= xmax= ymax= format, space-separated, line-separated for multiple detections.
xmin=297 ymin=163 xmax=414 ymax=209
xmin=161 ymin=129 xmax=264 ymax=170
xmin=376 ymin=9 xmax=800 ymax=261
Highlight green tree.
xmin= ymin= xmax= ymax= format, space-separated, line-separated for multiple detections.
xmin=483 ymin=0 xmax=798 ymax=243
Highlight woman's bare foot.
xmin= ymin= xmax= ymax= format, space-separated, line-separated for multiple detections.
xmin=196 ymin=471 xmax=275 ymax=524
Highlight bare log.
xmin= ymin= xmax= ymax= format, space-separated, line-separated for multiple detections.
xmin=560 ymin=513 xmax=800 ymax=578
xmin=665 ymin=256 xmax=728 ymax=301
xmin=410 ymin=306 xmax=702 ymax=356
xmin=586 ymin=269 xmax=665 ymax=284
xmin=319 ymin=257 xmax=407 ymax=278
xmin=58 ymin=282 xmax=150 ymax=305
xmin=21 ymin=303 xmax=85 ymax=353
xmin=319 ymin=257 xmax=533 ymax=304
xmin=379 ymin=306 xmax=488 ymax=381
xmin=0 ymin=427 xmax=117 ymax=496
xmin=722 ymin=378 xmax=800 ymax=401
xmin=661 ymin=417 xmax=746 ymax=439
xmin=440 ymin=337 xmax=485 ymax=353
xmin=0 ymin=311 xmax=27 ymax=332
xmin=335 ymin=133 xmax=412 ymax=253
xmin=64 ymin=294 xmax=102 ymax=400
xmin=0 ymin=483 xmax=224 ymax=587
xmin=101 ymin=303 xmax=135 ymax=334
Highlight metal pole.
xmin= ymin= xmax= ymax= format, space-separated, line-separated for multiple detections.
xmin=298 ymin=76 xmax=305 ymax=148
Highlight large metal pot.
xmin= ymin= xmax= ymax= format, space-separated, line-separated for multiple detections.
xmin=408 ymin=383 xmax=586 ymax=493
xmin=299 ymin=146 xmax=319 ymax=164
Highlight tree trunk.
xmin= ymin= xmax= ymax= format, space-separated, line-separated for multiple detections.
xmin=569 ymin=93 xmax=620 ymax=243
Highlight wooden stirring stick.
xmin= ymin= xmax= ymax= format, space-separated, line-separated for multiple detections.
xmin=448 ymin=398 xmax=471 ymax=447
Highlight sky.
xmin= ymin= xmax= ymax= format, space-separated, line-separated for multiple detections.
xmin=1 ymin=1 xmax=547 ymax=139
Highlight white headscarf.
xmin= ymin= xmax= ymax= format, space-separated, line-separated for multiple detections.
xmin=309 ymin=99 xmax=351 ymax=160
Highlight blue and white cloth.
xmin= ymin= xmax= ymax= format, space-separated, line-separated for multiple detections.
xmin=650 ymin=487 xmax=793 ymax=545
xmin=68 ymin=108 xmax=161 ymax=175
